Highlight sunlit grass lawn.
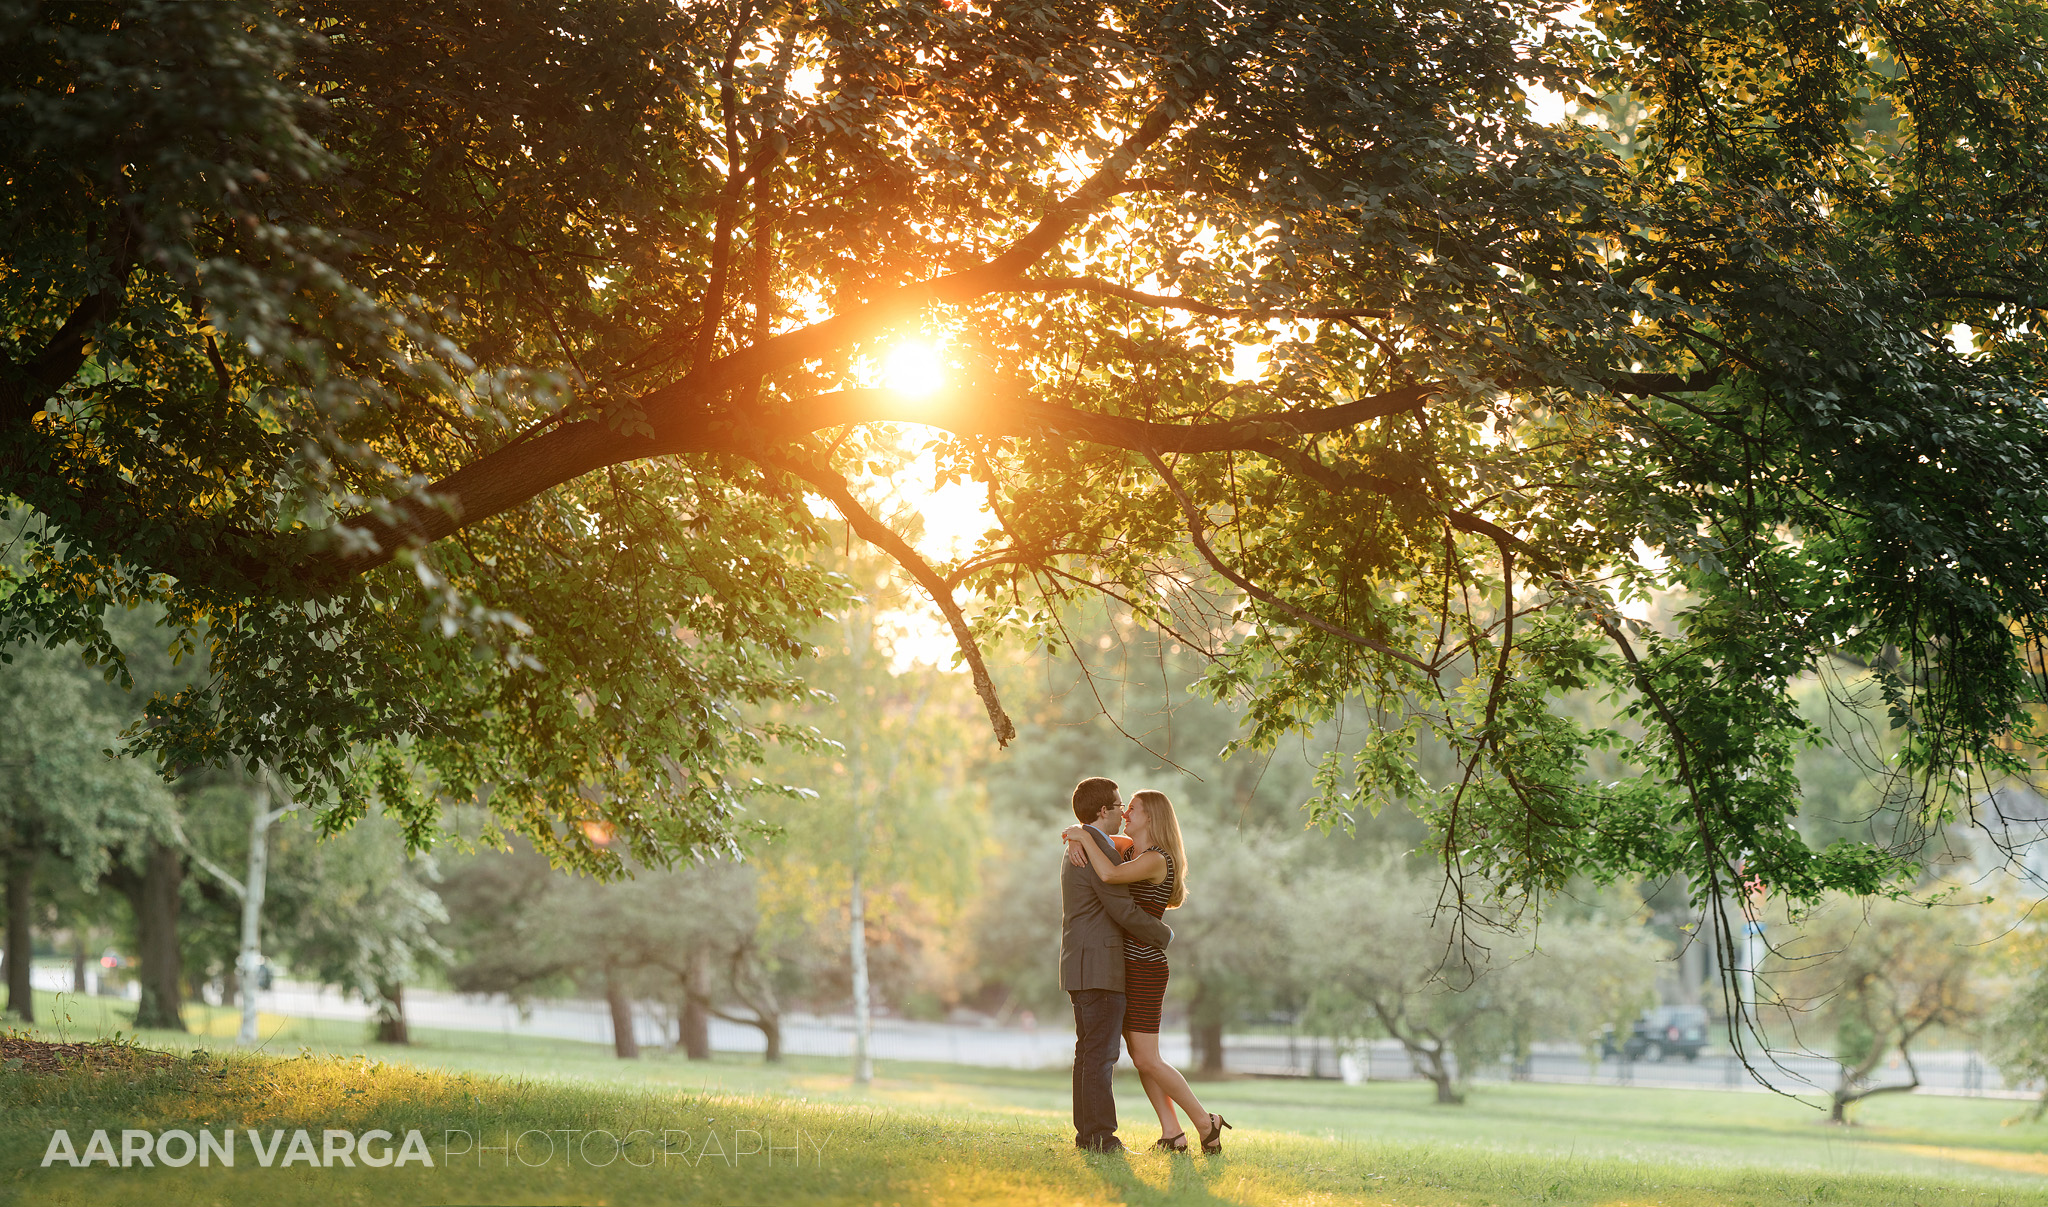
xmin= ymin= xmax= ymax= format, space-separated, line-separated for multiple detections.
xmin=6 ymin=987 xmax=2048 ymax=1206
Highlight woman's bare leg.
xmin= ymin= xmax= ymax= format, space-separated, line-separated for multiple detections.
xmin=1125 ymin=1030 xmax=1210 ymax=1138
xmin=1127 ymin=1029 xmax=1181 ymax=1139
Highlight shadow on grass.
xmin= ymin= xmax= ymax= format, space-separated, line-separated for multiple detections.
xmin=1083 ymin=1150 xmax=1250 ymax=1207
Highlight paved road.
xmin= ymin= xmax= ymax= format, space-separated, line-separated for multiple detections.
xmin=39 ymin=967 xmax=2031 ymax=1099
xmin=247 ymin=979 xmax=2032 ymax=1098
xmin=1213 ymin=1027 xmax=2023 ymax=1098
xmin=1471 ymin=1046 xmax=2019 ymax=1099
xmin=253 ymin=979 xmax=1103 ymax=1070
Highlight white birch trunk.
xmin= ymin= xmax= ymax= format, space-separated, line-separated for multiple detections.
xmin=849 ymin=860 xmax=873 ymax=1085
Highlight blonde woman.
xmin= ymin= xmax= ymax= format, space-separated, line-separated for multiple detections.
xmin=1062 ymin=790 xmax=1231 ymax=1153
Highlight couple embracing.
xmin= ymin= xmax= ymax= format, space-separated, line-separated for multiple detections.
xmin=1058 ymin=776 xmax=1231 ymax=1155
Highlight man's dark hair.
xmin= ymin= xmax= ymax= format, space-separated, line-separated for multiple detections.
xmin=1071 ymin=777 xmax=1119 ymax=825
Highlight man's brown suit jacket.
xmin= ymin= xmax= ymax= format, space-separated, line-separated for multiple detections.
xmin=1058 ymin=825 xmax=1172 ymax=993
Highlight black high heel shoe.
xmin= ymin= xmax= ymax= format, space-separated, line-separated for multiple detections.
xmin=1152 ymin=1132 xmax=1188 ymax=1153
xmin=1198 ymin=1113 xmax=1232 ymax=1153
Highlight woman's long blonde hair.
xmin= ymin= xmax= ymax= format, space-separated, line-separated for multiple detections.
xmin=1130 ymin=790 xmax=1188 ymax=908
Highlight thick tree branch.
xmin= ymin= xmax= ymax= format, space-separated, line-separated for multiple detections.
xmin=1011 ymin=275 xmax=1393 ymax=322
xmin=691 ymin=0 xmax=756 ymax=371
xmin=297 ymin=421 xmax=671 ymax=581
xmin=0 ymin=223 xmax=137 ymax=428
xmin=767 ymin=455 xmax=1017 ymax=747
xmin=1836 ymin=1019 xmax=1928 ymax=1110
xmin=1495 ymin=368 xmax=1725 ymax=396
xmin=167 ymin=812 xmax=246 ymax=900
xmin=29 ymin=85 xmax=1203 ymax=592
xmin=302 ymin=382 xmax=1442 ymax=583
xmin=1602 ymin=369 xmax=1724 ymax=395
xmin=1923 ymin=288 xmax=2041 ymax=307
xmin=776 ymin=381 xmax=1441 ymax=450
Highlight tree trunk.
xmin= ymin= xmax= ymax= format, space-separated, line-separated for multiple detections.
xmin=236 ymin=774 xmax=283 ymax=1047
xmin=713 ymin=946 xmax=783 ymax=1064
xmin=679 ymin=948 xmax=711 ymax=1060
xmin=843 ymin=624 xmax=875 ymax=1087
xmin=605 ymin=969 xmax=640 ymax=1059
xmin=373 ymin=978 xmax=409 ymax=1044
xmin=1830 ymin=1035 xmax=1884 ymax=1123
xmin=680 ymin=994 xmax=711 ymax=1059
xmin=1189 ymin=981 xmax=1225 ymax=1075
xmin=125 ymin=839 xmax=186 ymax=1032
xmin=1432 ymin=1070 xmax=1464 ymax=1104
xmin=1676 ymin=920 xmax=1705 ymax=1007
xmin=1379 ymin=1006 xmax=1464 ymax=1107
xmin=849 ymin=861 xmax=874 ymax=1084
xmin=1192 ymin=1018 xmax=1223 ymax=1075
xmin=70 ymin=928 xmax=88 ymax=998
xmin=1408 ymin=1041 xmax=1463 ymax=1104
xmin=5 ymin=847 xmax=33 ymax=1023
xmin=1830 ymin=1036 xmax=1920 ymax=1123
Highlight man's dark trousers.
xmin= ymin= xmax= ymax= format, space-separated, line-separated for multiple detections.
xmin=1070 ymin=987 xmax=1125 ymax=1149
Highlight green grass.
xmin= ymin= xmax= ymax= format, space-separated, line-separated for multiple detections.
xmin=6 ymin=988 xmax=2048 ymax=1206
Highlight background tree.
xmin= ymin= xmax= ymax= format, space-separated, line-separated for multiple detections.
xmin=175 ymin=767 xmax=297 ymax=1045
xmin=1298 ymin=859 xmax=1659 ymax=1104
xmin=1169 ymin=820 xmax=1302 ymax=1075
xmin=680 ymin=862 xmax=786 ymax=1062
xmin=749 ymin=551 xmax=988 ymax=1080
xmin=438 ymin=838 xmax=769 ymax=1059
xmin=1771 ymin=896 xmax=1979 ymax=1123
xmin=1984 ymin=920 xmax=2048 ymax=1122
xmin=0 ymin=634 xmax=175 ymax=1024
xmin=254 ymin=806 xmax=446 ymax=1044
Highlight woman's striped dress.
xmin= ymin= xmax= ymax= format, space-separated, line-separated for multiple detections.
xmin=1122 ymin=846 xmax=1175 ymax=1034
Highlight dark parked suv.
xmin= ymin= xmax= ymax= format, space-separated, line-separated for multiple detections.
xmin=1602 ymin=1005 xmax=1710 ymax=1062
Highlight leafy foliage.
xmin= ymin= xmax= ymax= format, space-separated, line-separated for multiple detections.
xmin=746 ymin=565 xmax=991 ymax=1016
xmin=1985 ymin=956 xmax=2048 ymax=1120
xmin=1 ymin=0 xmax=2043 ymax=924
xmin=0 ymin=637 xmax=173 ymax=887
xmin=236 ymin=806 xmax=446 ymax=1033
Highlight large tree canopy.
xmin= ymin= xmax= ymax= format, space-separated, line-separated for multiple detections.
xmin=3 ymin=0 xmax=2045 ymax=942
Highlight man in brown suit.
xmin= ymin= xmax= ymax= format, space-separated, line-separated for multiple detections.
xmin=1060 ymin=776 xmax=1173 ymax=1153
